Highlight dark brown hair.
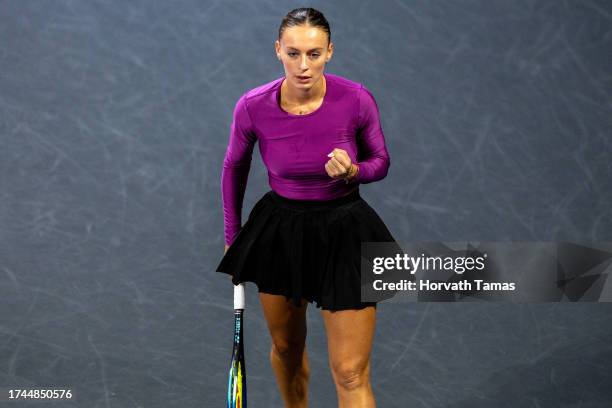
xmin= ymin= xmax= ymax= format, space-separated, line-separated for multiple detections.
xmin=278 ymin=8 xmax=331 ymax=44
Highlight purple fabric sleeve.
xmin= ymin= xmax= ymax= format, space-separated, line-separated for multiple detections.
xmin=353 ymin=85 xmax=390 ymax=184
xmin=221 ymin=94 xmax=257 ymax=247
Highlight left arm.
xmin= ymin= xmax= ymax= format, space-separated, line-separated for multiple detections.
xmin=352 ymin=85 xmax=390 ymax=183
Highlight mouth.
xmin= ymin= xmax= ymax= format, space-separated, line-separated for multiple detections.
xmin=296 ymin=75 xmax=311 ymax=81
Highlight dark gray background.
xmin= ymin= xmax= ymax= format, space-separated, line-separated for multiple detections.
xmin=1 ymin=0 xmax=611 ymax=406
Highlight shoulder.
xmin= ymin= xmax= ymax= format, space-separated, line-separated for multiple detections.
xmin=326 ymin=72 xmax=362 ymax=91
xmin=236 ymin=73 xmax=371 ymax=104
xmin=326 ymin=72 xmax=377 ymax=96
xmin=326 ymin=72 xmax=372 ymax=103
xmin=230 ymin=77 xmax=283 ymax=125
xmin=237 ymin=76 xmax=284 ymax=106
xmin=325 ymin=73 xmax=378 ymax=112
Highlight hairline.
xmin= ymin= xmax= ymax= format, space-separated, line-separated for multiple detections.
xmin=284 ymin=46 xmax=325 ymax=52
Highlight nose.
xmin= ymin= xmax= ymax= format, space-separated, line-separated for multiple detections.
xmin=300 ymin=55 xmax=309 ymax=70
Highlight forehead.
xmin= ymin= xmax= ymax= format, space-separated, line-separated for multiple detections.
xmin=281 ymin=25 xmax=327 ymax=49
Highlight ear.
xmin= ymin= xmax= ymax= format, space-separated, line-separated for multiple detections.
xmin=327 ymin=41 xmax=334 ymax=61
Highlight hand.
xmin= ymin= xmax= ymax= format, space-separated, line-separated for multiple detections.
xmin=325 ymin=148 xmax=358 ymax=182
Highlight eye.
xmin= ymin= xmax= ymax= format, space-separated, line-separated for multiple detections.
xmin=288 ymin=52 xmax=298 ymax=57
xmin=311 ymin=53 xmax=320 ymax=58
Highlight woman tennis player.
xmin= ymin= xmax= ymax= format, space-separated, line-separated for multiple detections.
xmin=216 ymin=8 xmax=399 ymax=407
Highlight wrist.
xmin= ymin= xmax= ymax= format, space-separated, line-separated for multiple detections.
xmin=344 ymin=163 xmax=359 ymax=183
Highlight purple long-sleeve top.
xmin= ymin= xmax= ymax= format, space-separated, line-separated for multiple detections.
xmin=221 ymin=72 xmax=390 ymax=246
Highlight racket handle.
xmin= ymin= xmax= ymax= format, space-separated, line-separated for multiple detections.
xmin=234 ymin=283 xmax=245 ymax=310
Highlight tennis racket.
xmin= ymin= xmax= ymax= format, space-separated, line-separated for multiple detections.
xmin=227 ymin=282 xmax=247 ymax=407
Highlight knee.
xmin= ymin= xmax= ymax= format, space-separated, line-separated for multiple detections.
xmin=271 ymin=338 xmax=305 ymax=361
xmin=331 ymin=361 xmax=369 ymax=391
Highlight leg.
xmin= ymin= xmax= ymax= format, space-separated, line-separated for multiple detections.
xmin=259 ymin=292 xmax=310 ymax=408
xmin=321 ymin=305 xmax=377 ymax=408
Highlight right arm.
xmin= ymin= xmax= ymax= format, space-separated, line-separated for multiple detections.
xmin=222 ymin=93 xmax=257 ymax=250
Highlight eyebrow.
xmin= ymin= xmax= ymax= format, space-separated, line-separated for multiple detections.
xmin=286 ymin=47 xmax=323 ymax=52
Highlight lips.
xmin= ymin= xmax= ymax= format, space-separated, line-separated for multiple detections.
xmin=297 ymin=76 xmax=311 ymax=80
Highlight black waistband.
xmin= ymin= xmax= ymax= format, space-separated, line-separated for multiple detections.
xmin=268 ymin=188 xmax=361 ymax=210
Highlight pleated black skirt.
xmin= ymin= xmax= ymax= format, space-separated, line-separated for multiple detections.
xmin=216 ymin=188 xmax=400 ymax=311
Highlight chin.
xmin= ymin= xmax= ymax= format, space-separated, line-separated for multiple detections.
xmin=293 ymin=79 xmax=311 ymax=87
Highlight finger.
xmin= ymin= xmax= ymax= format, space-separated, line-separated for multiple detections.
xmin=328 ymin=148 xmax=347 ymax=158
xmin=326 ymin=160 xmax=341 ymax=177
xmin=325 ymin=161 xmax=337 ymax=177
xmin=330 ymin=157 xmax=348 ymax=174
xmin=330 ymin=148 xmax=352 ymax=167
xmin=332 ymin=151 xmax=351 ymax=168
xmin=328 ymin=157 xmax=342 ymax=174
xmin=326 ymin=160 xmax=343 ymax=178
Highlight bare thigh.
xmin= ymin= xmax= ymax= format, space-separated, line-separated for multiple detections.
xmin=259 ymin=293 xmax=308 ymax=354
xmin=321 ymin=306 xmax=377 ymax=386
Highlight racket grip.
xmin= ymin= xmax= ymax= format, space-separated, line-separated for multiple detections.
xmin=234 ymin=283 xmax=245 ymax=310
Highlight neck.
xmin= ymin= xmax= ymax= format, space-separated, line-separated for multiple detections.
xmin=283 ymin=75 xmax=326 ymax=104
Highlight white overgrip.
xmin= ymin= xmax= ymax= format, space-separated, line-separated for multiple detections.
xmin=233 ymin=283 xmax=245 ymax=310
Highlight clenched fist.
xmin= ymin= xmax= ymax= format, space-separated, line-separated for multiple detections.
xmin=325 ymin=148 xmax=359 ymax=182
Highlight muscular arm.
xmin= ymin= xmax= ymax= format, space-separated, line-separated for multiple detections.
xmin=352 ymin=85 xmax=390 ymax=183
xmin=221 ymin=93 xmax=257 ymax=247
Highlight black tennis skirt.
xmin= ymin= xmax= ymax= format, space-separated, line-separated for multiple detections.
xmin=216 ymin=188 xmax=400 ymax=311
